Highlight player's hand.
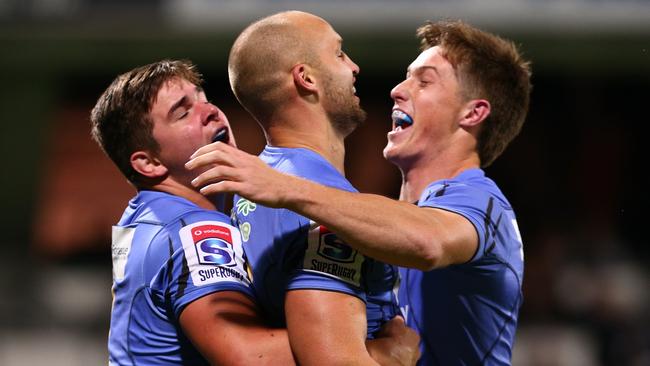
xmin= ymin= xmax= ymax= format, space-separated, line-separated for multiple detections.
xmin=185 ymin=142 xmax=296 ymax=207
xmin=367 ymin=316 xmax=421 ymax=366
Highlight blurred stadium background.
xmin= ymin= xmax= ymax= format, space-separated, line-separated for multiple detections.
xmin=0 ymin=0 xmax=648 ymax=365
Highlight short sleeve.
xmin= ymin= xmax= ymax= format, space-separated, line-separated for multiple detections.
xmin=287 ymin=220 xmax=367 ymax=302
xmin=419 ymin=183 xmax=493 ymax=263
xmin=155 ymin=218 xmax=254 ymax=318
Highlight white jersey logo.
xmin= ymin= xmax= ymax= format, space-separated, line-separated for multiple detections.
xmin=112 ymin=226 xmax=135 ymax=281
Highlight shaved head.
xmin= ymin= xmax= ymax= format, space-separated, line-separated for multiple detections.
xmin=228 ymin=11 xmax=330 ymax=123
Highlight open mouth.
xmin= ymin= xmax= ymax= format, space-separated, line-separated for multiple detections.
xmin=212 ymin=127 xmax=229 ymax=144
xmin=391 ymin=110 xmax=413 ymax=130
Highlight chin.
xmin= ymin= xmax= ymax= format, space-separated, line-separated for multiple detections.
xmin=382 ymin=145 xmax=397 ymax=162
xmin=383 ymin=145 xmax=410 ymax=169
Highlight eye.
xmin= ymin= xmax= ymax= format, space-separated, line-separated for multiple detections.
xmin=418 ymin=77 xmax=434 ymax=87
xmin=176 ymin=108 xmax=189 ymax=120
xmin=337 ymin=50 xmax=345 ymax=59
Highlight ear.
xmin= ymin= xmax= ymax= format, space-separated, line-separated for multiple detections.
xmin=130 ymin=150 xmax=168 ymax=179
xmin=459 ymin=99 xmax=491 ymax=128
xmin=291 ymin=64 xmax=318 ymax=95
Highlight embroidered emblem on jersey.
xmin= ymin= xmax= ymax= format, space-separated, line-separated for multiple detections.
xmin=112 ymin=226 xmax=135 ymax=281
xmin=239 ymin=222 xmax=251 ymax=242
xmin=180 ymin=221 xmax=250 ymax=287
xmin=236 ymin=198 xmax=257 ymax=217
xmin=303 ymin=221 xmax=363 ymax=287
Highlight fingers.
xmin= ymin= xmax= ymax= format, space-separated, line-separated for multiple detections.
xmin=199 ymin=180 xmax=237 ymax=196
xmin=189 ymin=141 xmax=224 ymax=160
xmin=186 ymin=142 xmax=235 ymax=171
xmin=191 ymin=165 xmax=238 ymax=189
xmin=190 ymin=140 xmax=237 ymax=159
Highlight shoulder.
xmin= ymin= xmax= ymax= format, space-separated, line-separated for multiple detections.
xmin=128 ymin=192 xmax=236 ymax=256
xmin=419 ymin=169 xmax=510 ymax=210
xmin=133 ymin=191 xmax=231 ymax=227
xmin=264 ymin=147 xmax=355 ymax=191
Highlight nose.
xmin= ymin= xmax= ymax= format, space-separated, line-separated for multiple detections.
xmin=202 ymin=102 xmax=221 ymax=126
xmin=390 ymin=80 xmax=408 ymax=103
xmin=348 ymin=57 xmax=360 ymax=76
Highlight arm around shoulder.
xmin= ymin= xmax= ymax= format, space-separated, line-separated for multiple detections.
xmin=281 ymin=182 xmax=479 ymax=270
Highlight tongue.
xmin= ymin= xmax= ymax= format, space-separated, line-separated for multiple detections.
xmin=213 ymin=128 xmax=229 ymax=143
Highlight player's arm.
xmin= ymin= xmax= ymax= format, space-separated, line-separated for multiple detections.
xmin=187 ymin=142 xmax=477 ymax=270
xmin=281 ymin=187 xmax=477 ymax=271
xmin=179 ymin=290 xmax=296 ymax=365
xmin=286 ymin=290 xmax=420 ymax=365
xmin=285 ymin=289 xmax=379 ymax=365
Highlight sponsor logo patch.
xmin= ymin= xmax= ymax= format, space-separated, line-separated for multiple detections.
xmin=317 ymin=227 xmax=357 ymax=263
xmin=112 ymin=226 xmax=135 ymax=281
xmin=191 ymin=225 xmax=235 ymax=267
xmin=303 ymin=221 xmax=363 ymax=287
xmin=180 ymin=221 xmax=250 ymax=287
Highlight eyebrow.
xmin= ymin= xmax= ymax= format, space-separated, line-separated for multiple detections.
xmin=408 ymin=65 xmax=440 ymax=77
xmin=167 ymin=86 xmax=203 ymax=118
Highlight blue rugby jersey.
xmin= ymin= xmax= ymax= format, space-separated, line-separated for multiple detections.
xmin=108 ymin=190 xmax=252 ymax=365
xmin=233 ymin=146 xmax=400 ymax=337
xmin=398 ymin=168 xmax=524 ymax=365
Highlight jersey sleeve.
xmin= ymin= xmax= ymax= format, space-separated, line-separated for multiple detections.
xmin=286 ymin=212 xmax=367 ymax=302
xmin=418 ymin=183 xmax=495 ymax=263
xmin=152 ymin=213 xmax=254 ymax=319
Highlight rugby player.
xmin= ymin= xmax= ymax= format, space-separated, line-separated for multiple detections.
xmin=190 ymin=11 xmax=417 ymax=366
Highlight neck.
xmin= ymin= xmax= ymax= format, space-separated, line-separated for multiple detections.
xmin=398 ymin=154 xmax=480 ymax=203
xmin=265 ymin=110 xmax=347 ymax=174
xmin=144 ymin=178 xmax=221 ymax=211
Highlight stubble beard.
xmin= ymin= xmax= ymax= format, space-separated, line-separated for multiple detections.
xmin=322 ymin=74 xmax=366 ymax=137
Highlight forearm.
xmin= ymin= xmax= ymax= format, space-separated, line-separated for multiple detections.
xmin=281 ymin=176 xmax=440 ymax=269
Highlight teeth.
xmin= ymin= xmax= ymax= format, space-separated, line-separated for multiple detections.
xmin=392 ymin=110 xmax=413 ymax=128
xmin=352 ymin=86 xmax=356 ymax=94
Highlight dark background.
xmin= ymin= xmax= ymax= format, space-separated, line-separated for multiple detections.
xmin=0 ymin=1 xmax=648 ymax=365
